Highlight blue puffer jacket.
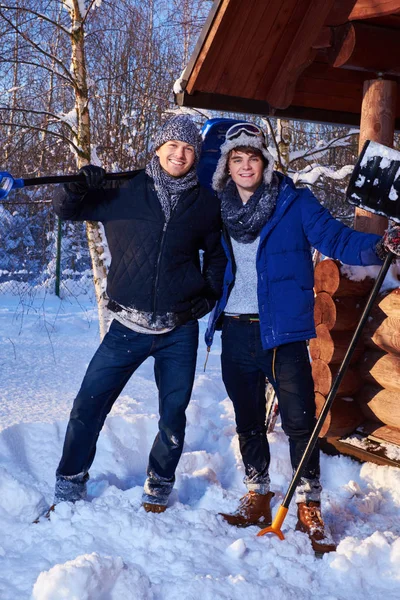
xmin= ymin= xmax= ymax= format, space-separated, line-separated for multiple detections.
xmin=205 ymin=174 xmax=382 ymax=350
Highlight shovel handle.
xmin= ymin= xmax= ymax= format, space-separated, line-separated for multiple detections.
xmin=281 ymin=251 xmax=394 ymax=511
xmin=0 ymin=170 xmax=138 ymax=200
xmin=257 ymin=251 xmax=394 ymax=542
xmin=21 ymin=171 xmax=137 ymax=187
xmin=257 ymin=505 xmax=287 ymax=539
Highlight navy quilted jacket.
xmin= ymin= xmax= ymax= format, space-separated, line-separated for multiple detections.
xmin=53 ymin=170 xmax=226 ymax=320
xmin=205 ymin=174 xmax=382 ymax=350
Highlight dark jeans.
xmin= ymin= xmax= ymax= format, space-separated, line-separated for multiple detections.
xmin=57 ymin=319 xmax=199 ymax=487
xmin=221 ymin=318 xmax=319 ymax=490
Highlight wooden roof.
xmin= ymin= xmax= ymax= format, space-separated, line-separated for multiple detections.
xmin=176 ymin=0 xmax=400 ymax=128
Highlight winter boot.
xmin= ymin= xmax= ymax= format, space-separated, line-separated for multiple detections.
xmin=296 ymin=501 xmax=336 ymax=554
xmin=142 ymin=502 xmax=167 ymax=514
xmin=142 ymin=470 xmax=173 ymax=514
xmin=220 ymin=491 xmax=274 ymax=527
xmin=54 ymin=473 xmax=88 ymax=504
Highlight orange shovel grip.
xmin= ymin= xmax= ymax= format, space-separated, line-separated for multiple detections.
xmin=257 ymin=505 xmax=288 ymax=539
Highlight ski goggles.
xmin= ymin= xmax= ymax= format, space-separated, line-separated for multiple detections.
xmin=225 ymin=122 xmax=264 ymax=141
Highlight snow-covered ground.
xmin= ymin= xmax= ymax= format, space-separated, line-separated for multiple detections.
xmin=1 ymin=290 xmax=400 ymax=600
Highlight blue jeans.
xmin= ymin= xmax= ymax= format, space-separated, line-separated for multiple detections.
xmin=57 ymin=319 xmax=199 ymax=499
xmin=221 ymin=318 xmax=320 ymax=496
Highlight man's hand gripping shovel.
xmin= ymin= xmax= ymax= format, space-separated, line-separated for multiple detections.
xmin=258 ymin=140 xmax=400 ymax=544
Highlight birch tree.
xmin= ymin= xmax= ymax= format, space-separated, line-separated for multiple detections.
xmin=0 ymin=1 xmax=110 ymax=337
xmin=64 ymin=1 xmax=110 ymax=339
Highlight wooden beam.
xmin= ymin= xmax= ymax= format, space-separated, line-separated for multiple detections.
xmin=354 ymin=79 xmax=397 ymax=234
xmin=328 ymin=22 xmax=400 ymax=75
xmin=320 ymin=434 xmax=400 ymax=467
xmin=176 ymin=90 xmax=400 ymax=130
xmin=175 ymin=91 xmax=273 ymax=115
xmin=349 ymin=0 xmax=400 ymax=20
xmin=325 ymin=0 xmax=359 ymax=26
xmin=312 ymin=27 xmax=333 ymax=49
xmin=185 ymin=0 xmax=231 ymax=94
xmin=179 ymin=0 xmax=225 ymax=94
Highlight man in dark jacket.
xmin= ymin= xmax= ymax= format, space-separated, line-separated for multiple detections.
xmin=52 ymin=115 xmax=226 ymax=513
xmin=205 ymin=122 xmax=400 ymax=553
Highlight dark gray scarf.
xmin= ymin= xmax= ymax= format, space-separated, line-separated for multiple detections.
xmin=146 ymin=156 xmax=198 ymax=222
xmin=221 ymin=175 xmax=279 ymax=243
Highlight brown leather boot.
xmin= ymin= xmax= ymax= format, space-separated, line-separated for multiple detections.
xmin=142 ymin=502 xmax=167 ymax=514
xmin=220 ymin=491 xmax=274 ymax=527
xmin=296 ymin=501 xmax=336 ymax=554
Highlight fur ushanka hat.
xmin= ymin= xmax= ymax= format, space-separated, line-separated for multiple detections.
xmin=212 ymin=123 xmax=275 ymax=192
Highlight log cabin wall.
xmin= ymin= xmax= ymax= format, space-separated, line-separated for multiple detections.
xmin=311 ymin=259 xmax=400 ymax=445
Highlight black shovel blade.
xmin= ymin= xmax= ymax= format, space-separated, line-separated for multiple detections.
xmin=347 ymin=140 xmax=400 ymax=224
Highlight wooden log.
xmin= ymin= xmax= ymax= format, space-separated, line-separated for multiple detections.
xmin=314 ymin=292 xmax=365 ymax=331
xmin=314 ymin=292 xmax=336 ymax=330
xmin=361 ymin=421 xmax=400 ymax=447
xmin=310 ymin=324 xmax=364 ymax=364
xmin=315 ymin=392 xmax=363 ymax=438
xmin=314 ymin=259 xmax=375 ymax=297
xmin=363 ymin=315 xmax=400 ymax=356
xmin=356 ymin=385 xmax=400 ymax=430
xmin=321 ymin=434 xmax=400 ymax=467
xmin=311 ymin=358 xmax=362 ymax=397
xmin=363 ymin=288 xmax=400 ymax=354
xmin=354 ymin=78 xmax=394 ymax=235
xmin=358 ymin=351 xmax=400 ymax=392
xmin=376 ymin=288 xmax=400 ymax=316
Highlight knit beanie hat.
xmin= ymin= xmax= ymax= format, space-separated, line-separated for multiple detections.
xmin=153 ymin=115 xmax=203 ymax=163
xmin=212 ymin=122 xmax=275 ymax=192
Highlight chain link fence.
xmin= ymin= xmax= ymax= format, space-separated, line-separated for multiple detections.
xmin=0 ymin=190 xmax=95 ymax=300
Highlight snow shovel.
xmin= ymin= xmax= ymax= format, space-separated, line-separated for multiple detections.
xmin=0 ymin=169 xmax=138 ymax=200
xmin=258 ymin=139 xmax=400 ymax=543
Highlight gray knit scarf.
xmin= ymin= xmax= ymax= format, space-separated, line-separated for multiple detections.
xmin=221 ymin=175 xmax=279 ymax=243
xmin=146 ymin=156 xmax=199 ymax=222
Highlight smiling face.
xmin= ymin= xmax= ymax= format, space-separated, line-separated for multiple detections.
xmin=228 ymin=149 xmax=264 ymax=200
xmin=156 ymin=140 xmax=195 ymax=177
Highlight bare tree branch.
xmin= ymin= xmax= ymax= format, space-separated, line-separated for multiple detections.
xmin=0 ymin=7 xmax=75 ymax=85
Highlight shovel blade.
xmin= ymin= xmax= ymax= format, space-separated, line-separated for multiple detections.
xmin=347 ymin=140 xmax=400 ymax=223
xmin=0 ymin=172 xmax=24 ymax=199
xmin=0 ymin=172 xmax=15 ymax=200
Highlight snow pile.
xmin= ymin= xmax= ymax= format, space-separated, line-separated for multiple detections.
xmin=1 ymin=295 xmax=400 ymax=599
xmin=32 ymin=553 xmax=125 ymax=600
xmin=340 ymin=261 xmax=400 ymax=292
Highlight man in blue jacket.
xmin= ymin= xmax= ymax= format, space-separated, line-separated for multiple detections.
xmin=52 ymin=115 xmax=226 ymax=514
xmin=205 ymin=122 xmax=400 ymax=553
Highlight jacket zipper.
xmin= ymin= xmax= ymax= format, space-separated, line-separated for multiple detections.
xmin=152 ymin=221 xmax=168 ymax=320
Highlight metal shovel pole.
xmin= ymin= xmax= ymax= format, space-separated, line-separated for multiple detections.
xmin=0 ymin=170 xmax=138 ymax=200
xmin=258 ymin=251 xmax=394 ymax=539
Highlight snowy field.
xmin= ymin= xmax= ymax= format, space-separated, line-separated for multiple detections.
xmin=1 ymin=290 xmax=400 ymax=600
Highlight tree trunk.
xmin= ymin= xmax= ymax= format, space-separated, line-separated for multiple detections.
xmin=70 ymin=2 xmax=110 ymax=339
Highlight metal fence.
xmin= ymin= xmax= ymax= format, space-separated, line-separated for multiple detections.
xmin=0 ymin=194 xmax=94 ymax=298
